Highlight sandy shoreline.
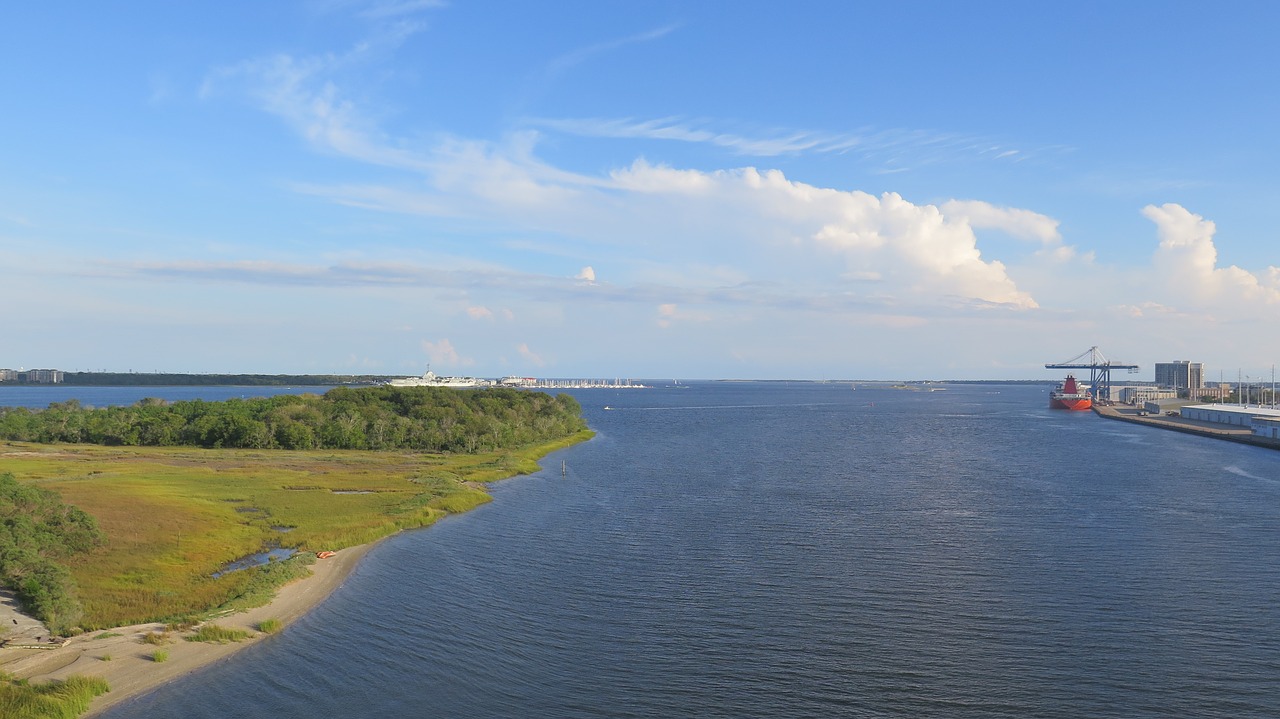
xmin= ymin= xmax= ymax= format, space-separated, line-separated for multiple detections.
xmin=0 ymin=541 xmax=377 ymax=717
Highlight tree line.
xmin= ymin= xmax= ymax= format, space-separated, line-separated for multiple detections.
xmin=52 ymin=372 xmax=385 ymax=386
xmin=0 ymin=386 xmax=587 ymax=453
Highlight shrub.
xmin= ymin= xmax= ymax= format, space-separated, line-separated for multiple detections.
xmin=151 ymin=650 xmax=168 ymax=663
xmin=141 ymin=631 xmax=169 ymax=645
xmin=186 ymin=624 xmax=250 ymax=644
xmin=257 ymin=618 xmax=282 ymax=634
xmin=0 ymin=674 xmax=110 ymax=718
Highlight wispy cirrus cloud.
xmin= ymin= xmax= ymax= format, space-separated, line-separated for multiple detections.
xmin=200 ymin=23 xmax=428 ymax=171
xmin=527 ymin=116 xmax=1037 ymax=164
xmin=310 ymin=0 xmax=444 ymax=21
xmin=544 ymin=24 xmax=680 ymax=76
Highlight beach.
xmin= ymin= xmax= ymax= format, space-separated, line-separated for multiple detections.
xmin=0 ymin=542 xmax=376 ymax=717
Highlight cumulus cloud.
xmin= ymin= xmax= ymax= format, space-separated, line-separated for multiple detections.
xmin=1144 ymin=203 xmax=1280 ymax=305
xmin=467 ymin=305 xmax=494 ymax=320
xmin=941 ymin=199 xmax=1086 ymax=263
xmin=420 ymin=338 xmax=470 ymax=367
xmin=610 ymin=162 xmax=1038 ymax=308
xmin=517 ymin=342 xmax=545 ymax=367
xmin=208 ymin=39 xmax=1050 ymax=313
xmin=940 ymin=200 xmax=1061 ymax=244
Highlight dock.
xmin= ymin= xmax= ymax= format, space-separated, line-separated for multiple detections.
xmin=1093 ymin=404 xmax=1280 ymax=451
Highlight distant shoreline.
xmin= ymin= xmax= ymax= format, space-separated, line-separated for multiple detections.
xmin=2 ymin=375 xmax=1065 ymax=388
xmin=5 ymin=372 xmax=385 ymax=387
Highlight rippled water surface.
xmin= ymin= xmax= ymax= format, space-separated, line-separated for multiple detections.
xmin=72 ymin=382 xmax=1280 ymax=718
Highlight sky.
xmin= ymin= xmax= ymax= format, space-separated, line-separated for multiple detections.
xmin=3 ymin=1 xmax=1280 ymax=381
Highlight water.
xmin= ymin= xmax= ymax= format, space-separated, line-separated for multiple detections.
xmin=35 ymin=382 xmax=1280 ymax=717
xmin=211 ymin=549 xmax=297 ymax=579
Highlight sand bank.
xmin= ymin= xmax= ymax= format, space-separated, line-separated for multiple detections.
xmin=0 ymin=541 xmax=376 ymax=717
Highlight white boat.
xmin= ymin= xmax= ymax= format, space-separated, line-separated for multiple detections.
xmin=388 ymin=370 xmax=485 ymax=388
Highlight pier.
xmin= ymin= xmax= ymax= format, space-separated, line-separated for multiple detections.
xmin=1093 ymin=403 xmax=1280 ymax=451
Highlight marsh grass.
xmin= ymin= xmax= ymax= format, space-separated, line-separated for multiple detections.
xmin=92 ymin=632 xmax=121 ymax=640
xmin=214 ymin=553 xmax=314 ymax=615
xmin=4 ymin=429 xmax=593 ymax=630
xmin=186 ymin=624 xmax=250 ymax=644
xmin=165 ymin=618 xmax=198 ymax=632
xmin=151 ymin=650 xmax=168 ymax=663
xmin=140 ymin=631 xmax=169 ymax=645
xmin=98 ymin=654 xmax=111 ymax=661
xmin=257 ymin=618 xmax=282 ymax=634
xmin=0 ymin=674 xmax=111 ymax=719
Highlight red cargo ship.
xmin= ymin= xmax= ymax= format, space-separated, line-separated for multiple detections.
xmin=1049 ymin=374 xmax=1092 ymax=410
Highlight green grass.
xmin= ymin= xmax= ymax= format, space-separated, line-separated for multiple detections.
xmin=0 ymin=674 xmax=110 ymax=719
xmin=92 ymin=632 xmax=121 ymax=640
xmin=257 ymin=618 xmax=282 ymax=634
xmin=98 ymin=654 xmax=111 ymax=661
xmin=1 ymin=430 xmax=591 ymax=630
xmin=151 ymin=650 xmax=168 ymax=663
xmin=185 ymin=624 xmax=250 ymax=644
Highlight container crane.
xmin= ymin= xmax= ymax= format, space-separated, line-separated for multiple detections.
xmin=1045 ymin=346 xmax=1140 ymax=402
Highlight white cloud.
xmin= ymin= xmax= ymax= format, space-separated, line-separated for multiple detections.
xmin=1144 ymin=203 xmax=1280 ymax=305
xmin=655 ymin=302 xmax=711 ymax=328
xmin=940 ymin=200 xmax=1061 ymax=244
xmin=206 ymin=43 xmax=1055 ymax=313
xmin=516 ymin=342 xmax=545 ymax=367
xmin=202 ymin=27 xmax=428 ymax=172
xmin=467 ymin=306 xmax=494 ymax=320
xmin=420 ymin=338 xmax=470 ymax=368
xmin=532 ymin=116 xmax=1057 ymax=166
xmin=608 ymin=162 xmax=1038 ymax=308
xmin=575 ymin=266 xmax=596 ymax=282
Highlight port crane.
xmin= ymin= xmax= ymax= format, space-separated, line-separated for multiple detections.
xmin=1045 ymin=346 xmax=1139 ymax=402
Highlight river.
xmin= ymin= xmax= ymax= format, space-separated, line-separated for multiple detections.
xmin=8 ymin=381 xmax=1280 ymax=718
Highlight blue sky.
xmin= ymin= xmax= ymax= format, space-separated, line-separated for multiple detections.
xmin=4 ymin=1 xmax=1279 ymax=381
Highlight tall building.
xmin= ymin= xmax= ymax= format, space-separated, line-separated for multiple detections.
xmin=1154 ymin=360 xmax=1203 ymax=390
xmin=22 ymin=369 xmax=65 ymax=383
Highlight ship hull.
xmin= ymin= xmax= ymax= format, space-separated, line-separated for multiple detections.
xmin=1049 ymin=396 xmax=1092 ymax=411
xmin=1049 ymin=373 xmax=1092 ymax=410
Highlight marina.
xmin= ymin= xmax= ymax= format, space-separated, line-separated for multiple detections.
xmin=385 ymin=371 xmax=647 ymax=390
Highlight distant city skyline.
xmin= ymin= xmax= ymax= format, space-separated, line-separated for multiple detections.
xmin=3 ymin=2 xmax=1279 ymax=379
